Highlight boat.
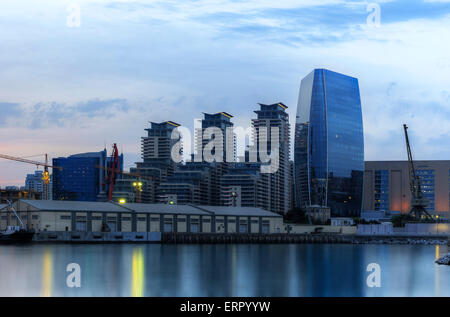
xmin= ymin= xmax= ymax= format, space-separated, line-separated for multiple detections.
xmin=0 ymin=226 xmax=34 ymax=243
xmin=0 ymin=200 xmax=34 ymax=244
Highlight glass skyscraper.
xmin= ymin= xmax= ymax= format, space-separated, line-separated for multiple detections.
xmin=53 ymin=150 xmax=123 ymax=202
xmin=294 ymin=69 xmax=364 ymax=217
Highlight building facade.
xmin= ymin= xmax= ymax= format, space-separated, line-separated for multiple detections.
xmin=157 ymin=113 xmax=235 ymax=206
xmin=25 ymin=171 xmax=44 ymax=195
xmin=364 ymin=160 xmax=450 ymax=218
xmin=251 ymin=103 xmax=291 ymax=215
xmin=131 ymin=121 xmax=182 ymax=203
xmin=294 ymin=69 xmax=364 ymax=217
xmin=53 ymin=149 xmax=123 ymax=202
xmin=220 ymin=161 xmax=269 ymax=208
xmin=0 ymin=199 xmax=284 ymax=234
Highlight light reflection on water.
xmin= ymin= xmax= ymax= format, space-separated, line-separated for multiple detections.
xmin=0 ymin=244 xmax=448 ymax=297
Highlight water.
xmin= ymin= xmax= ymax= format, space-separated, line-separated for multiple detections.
xmin=0 ymin=243 xmax=448 ymax=297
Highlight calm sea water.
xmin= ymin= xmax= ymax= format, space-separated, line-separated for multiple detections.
xmin=0 ymin=243 xmax=448 ymax=297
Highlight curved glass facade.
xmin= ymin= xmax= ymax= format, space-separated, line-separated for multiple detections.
xmin=294 ymin=69 xmax=364 ymax=217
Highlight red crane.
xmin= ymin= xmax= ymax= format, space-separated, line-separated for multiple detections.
xmin=102 ymin=143 xmax=121 ymax=201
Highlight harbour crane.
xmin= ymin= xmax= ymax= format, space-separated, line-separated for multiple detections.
xmin=0 ymin=153 xmax=62 ymax=200
xmin=403 ymin=124 xmax=434 ymax=221
xmin=98 ymin=143 xmax=153 ymax=202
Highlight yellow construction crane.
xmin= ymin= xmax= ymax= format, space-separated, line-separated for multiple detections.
xmin=0 ymin=153 xmax=62 ymax=200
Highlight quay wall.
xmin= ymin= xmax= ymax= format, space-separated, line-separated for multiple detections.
xmin=32 ymin=231 xmax=449 ymax=245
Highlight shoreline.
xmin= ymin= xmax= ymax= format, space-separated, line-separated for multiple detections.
xmin=26 ymin=231 xmax=450 ymax=245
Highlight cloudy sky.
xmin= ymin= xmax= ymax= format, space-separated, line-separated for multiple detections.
xmin=1 ymin=0 xmax=450 ymax=186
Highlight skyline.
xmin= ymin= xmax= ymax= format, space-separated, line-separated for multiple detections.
xmin=2 ymin=0 xmax=450 ymax=186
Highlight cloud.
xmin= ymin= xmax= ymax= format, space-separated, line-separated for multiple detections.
xmin=0 ymin=99 xmax=134 ymax=131
xmin=0 ymin=103 xmax=22 ymax=126
xmin=1 ymin=0 xmax=450 ymax=185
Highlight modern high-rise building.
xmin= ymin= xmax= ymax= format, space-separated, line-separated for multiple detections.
xmin=157 ymin=161 xmax=213 ymax=205
xmin=294 ymin=69 xmax=364 ymax=217
xmin=252 ymin=103 xmax=291 ymax=214
xmin=158 ymin=113 xmax=235 ymax=206
xmin=220 ymin=161 xmax=269 ymax=208
xmin=195 ymin=112 xmax=235 ymax=163
xmin=131 ymin=121 xmax=181 ymax=203
xmin=53 ymin=150 xmax=123 ymax=202
xmin=25 ymin=171 xmax=44 ymax=196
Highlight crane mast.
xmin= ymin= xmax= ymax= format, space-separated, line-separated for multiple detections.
xmin=403 ymin=124 xmax=433 ymax=221
xmin=0 ymin=153 xmax=61 ymax=200
xmin=103 ymin=143 xmax=121 ymax=201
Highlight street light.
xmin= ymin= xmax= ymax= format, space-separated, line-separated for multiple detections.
xmin=132 ymin=180 xmax=143 ymax=203
xmin=231 ymin=191 xmax=238 ymax=207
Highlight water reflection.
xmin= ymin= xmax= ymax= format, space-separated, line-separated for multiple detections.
xmin=0 ymin=244 xmax=448 ymax=297
xmin=131 ymin=247 xmax=144 ymax=297
xmin=41 ymin=249 xmax=52 ymax=297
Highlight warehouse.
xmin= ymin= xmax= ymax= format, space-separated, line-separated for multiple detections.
xmin=0 ymin=199 xmax=284 ymax=234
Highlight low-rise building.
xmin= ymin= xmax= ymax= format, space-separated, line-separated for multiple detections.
xmin=0 ymin=199 xmax=284 ymax=234
xmin=360 ymin=210 xmax=401 ymax=222
xmin=364 ymin=160 xmax=450 ymax=217
xmin=331 ymin=217 xmax=354 ymax=226
xmin=305 ymin=205 xmax=330 ymax=224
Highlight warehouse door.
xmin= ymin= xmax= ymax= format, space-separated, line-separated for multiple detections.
xmin=107 ymin=221 xmax=116 ymax=232
xmin=76 ymin=221 xmax=87 ymax=232
xmin=164 ymin=223 xmax=173 ymax=232
xmin=239 ymin=224 xmax=247 ymax=233
xmin=190 ymin=223 xmax=199 ymax=233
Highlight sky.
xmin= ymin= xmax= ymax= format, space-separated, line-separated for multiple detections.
xmin=1 ymin=0 xmax=450 ymax=186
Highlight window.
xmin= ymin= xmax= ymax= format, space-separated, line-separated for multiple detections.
xmin=107 ymin=221 xmax=116 ymax=232
xmin=163 ymin=223 xmax=173 ymax=232
xmin=151 ymin=217 xmax=160 ymax=221
xmin=32 ymin=215 xmax=39 ymax=220
xmin=76 ymin=221 xmax=87 ymax=232
xmin=262 ymin=224 xmax=270 ymax=234
xmin=190 ymin=223 xmax=199 ymax=233
xmin=137 ymin=217 xmax=146 ymax=221
xmin=417 ymin=169 xmax=435 ymax=211
xmin=92 ymin=216 xmax=102 ymax=221
xmin=60 ymin=215 xmax=71 ymax=220
xmin=374 ymin=170 xmax=389 ymax=211
xmin=239 ymin=224 xmax=247 ymax=233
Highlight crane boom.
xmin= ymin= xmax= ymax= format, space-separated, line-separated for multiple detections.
xmin=403 ymin=124 xmax=433 ymax=221
xmin=0 ymin=154 xmax=62 ymax=169
xmin=0 ymin=153 xmax=62 ymax=201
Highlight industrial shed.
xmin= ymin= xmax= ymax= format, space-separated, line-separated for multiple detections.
xmin=0 ymin=199 xmax=284 ymax=234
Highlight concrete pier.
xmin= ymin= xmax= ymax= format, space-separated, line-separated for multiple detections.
xmin=32 ymin=231 xmax=448 ymax=245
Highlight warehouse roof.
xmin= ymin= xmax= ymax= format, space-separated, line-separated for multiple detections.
xmin=122 ymin=203 xmax=210 ymax=215
xmin=14 ymin=199 xmax=282 ymax=218
xmin=194 ymin=206 xmax=282 ymax=217
xmin=18 ymin=200 xmax=127 ymax=212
